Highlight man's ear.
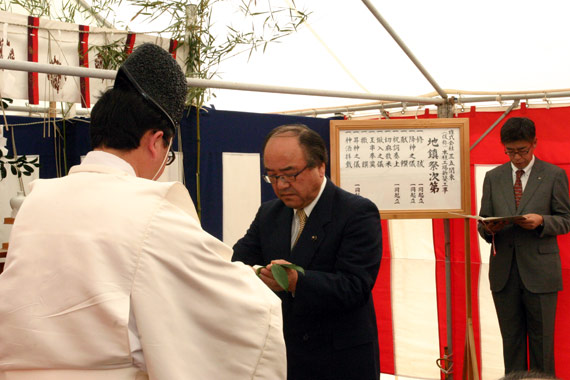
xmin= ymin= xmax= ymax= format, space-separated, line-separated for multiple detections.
xmin=145 ymin=130 xmax=165 ymax=159
xmin=318 ymin=162 xmax=326 ymax=177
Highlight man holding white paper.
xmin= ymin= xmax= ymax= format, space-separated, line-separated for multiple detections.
xmin=478 ymin=117 xmax=570 ymax=376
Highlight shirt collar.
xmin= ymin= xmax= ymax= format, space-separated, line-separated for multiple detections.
xmin=81 ymin=150 xmax=137 ymax=177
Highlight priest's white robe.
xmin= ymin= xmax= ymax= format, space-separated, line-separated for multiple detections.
xmin=0 ymin=152 xmax=286 ymax=380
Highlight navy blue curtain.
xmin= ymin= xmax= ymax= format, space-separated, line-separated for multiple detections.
xmin=182 ymin=107 xmax=338 ymax=239
xmin=6 ymin=108 xmax=338 ymax=240
xmin=6 ymin=116 xmax=91 ymax=179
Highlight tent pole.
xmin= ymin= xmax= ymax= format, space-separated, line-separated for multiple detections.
xmin=438 ymin=101 xmax=479 ymax=378
xmin=0 ymin=59 xmax=442 ymax=105
xmin=460 ymin=92 xmax=570 ymax=103
xmin=283 ymin=91 xmax=570 ymax=117
xmin=470 ymin=100 xmax=519 ymax=150
xmin=4 ymin=59 xmax=570 ymax=117
xmin=437 ymin=102 xmax=456 ymax=379
xmin=4 ymin=59 xmax=570 ymax=115
xmin=360 ymin=0 xmax=448 ymax=100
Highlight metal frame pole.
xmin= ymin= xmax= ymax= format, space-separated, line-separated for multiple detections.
xmin=437 ymin=102 xmax=456 ymax=379
xmin=360 ymin=0 xmax=448 ymax=100
xmin=470 ymin=100 xmax=519 ymax=150
xmin=3 ymin=57 xmax=570 ymax=117
xmin=460 ymin=91 xmax=570 ymax=103
xmin=0 ymin=59 xmax=443 ymax=105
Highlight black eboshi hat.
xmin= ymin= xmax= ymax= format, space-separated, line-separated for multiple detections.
xmin=114 ymin=43 xmax=187 ymax=132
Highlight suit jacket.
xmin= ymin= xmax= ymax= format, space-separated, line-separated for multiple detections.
xmin=478 ymin=158 xmax=570 ymax=293
xmin=233 ymin=179 xmax=382 ymax=380
xmin=0 ymin=152 xmax=286 ymax=380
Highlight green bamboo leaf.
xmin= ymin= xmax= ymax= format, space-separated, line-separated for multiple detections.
xmin=280 ymin=263 xmax=305 ymax=275
xmin=0 ymin=166 xmax=6 ymax=179
xmin=10 ymin=165 xmax=17 ymax=175
xmin=271 ymin=264 xmax=289 ymax=291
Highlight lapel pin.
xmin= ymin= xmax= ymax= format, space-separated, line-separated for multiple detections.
xmin=311 ymin=235 xmax=317 ymax=241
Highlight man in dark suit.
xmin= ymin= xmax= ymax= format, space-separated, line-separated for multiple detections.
xmin=232 ymin=124 xmax=382 ymax=380
xmin=478 ymin=117 xmax=570 ymax=375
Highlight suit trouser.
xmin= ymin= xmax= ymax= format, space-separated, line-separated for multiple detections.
xmin=492 ymin=255 xmax=558 ymax=375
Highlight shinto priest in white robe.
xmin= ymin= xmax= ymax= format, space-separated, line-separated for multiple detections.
xmin=0 ymin=151 xmax=286 ymax=380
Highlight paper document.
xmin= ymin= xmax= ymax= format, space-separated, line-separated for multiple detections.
xmin=448 ymin=213 xmax=526 ymax=223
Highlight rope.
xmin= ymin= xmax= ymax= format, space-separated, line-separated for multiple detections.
xmin=2 ymin=19 xmax=166 ymax=37
xmin=436 ymin=352 xmax=454 ymax=375
xmin=0 ymin=117 xmax=89 ymax=128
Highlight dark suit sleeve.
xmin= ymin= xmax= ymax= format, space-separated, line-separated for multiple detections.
xmin=542 ymin=168 xmax=570 ymax=237
xmin=478 ymin=173 xmax=494 ymax=243
xmin=293 ymin=197 xmax=382 ymax=315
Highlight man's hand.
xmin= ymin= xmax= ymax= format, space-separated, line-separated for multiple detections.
xmin=515 ymin=213 xmax=543 ymax=230
xmin=258 ymin=259 xmax=299 ymax=293
xmin=480 ymin=220 xmax=508 ymax=233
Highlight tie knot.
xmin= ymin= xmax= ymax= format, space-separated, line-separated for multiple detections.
xmin=297 ymin=209 xmax=307 ymax=226
xmin=516 ymin=169 xmax=524 ymax=179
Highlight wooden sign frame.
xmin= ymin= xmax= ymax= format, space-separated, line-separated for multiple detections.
xmin=330 ymin=118 xmax=471 ymax=219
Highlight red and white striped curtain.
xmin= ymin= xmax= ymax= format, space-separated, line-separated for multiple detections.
xmin=373 ymin=103 xmax=570 ymax=379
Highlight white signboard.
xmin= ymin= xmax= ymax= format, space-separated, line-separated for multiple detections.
xmin=330 ymin=119 xmax=470 ymax=219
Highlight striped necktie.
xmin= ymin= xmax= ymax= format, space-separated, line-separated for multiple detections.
xmin=293 ymin=209 xmax=307 ymax=247
xmin=514 ymin=169 xmax=524 ymax=208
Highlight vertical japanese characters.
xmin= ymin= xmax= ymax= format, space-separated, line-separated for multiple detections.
xmin=340 ymin=128 xmax=459 ymax=210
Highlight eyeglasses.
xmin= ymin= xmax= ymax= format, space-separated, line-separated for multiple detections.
xmin=166 ymin=148 xmax=176 ymax=166
xmin=263 ymin=165 xmax=308 ymax=184
xmin=504 ymin=146 xmax=532 ymax=157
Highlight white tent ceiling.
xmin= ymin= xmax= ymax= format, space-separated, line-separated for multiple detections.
xmin=205 ymin=0 xmax=570 ymax=114
xmin=3 ymin=0 xmax=570 ymax=115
